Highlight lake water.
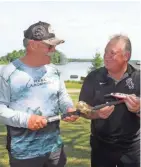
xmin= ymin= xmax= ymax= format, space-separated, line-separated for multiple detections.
xmin=0 ymin=62 xmax=92 ymax=81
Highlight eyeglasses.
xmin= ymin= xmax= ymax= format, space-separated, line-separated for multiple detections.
xmin=42 ymin=42 xmax=55 ymax=50
xmin=104 ymin=50 xmax=121 ymax=59
xmin=47 ymin=44 xmax=54 ymax=50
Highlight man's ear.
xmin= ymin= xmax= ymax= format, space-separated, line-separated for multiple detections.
xmin=29 ymin=40 xmax=38 ymax=50
xmin=124 ymin=51 xmax=130 ymax=61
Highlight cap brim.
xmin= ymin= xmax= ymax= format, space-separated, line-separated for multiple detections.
xmin=43 ymin=38 xmax=65 ymax=46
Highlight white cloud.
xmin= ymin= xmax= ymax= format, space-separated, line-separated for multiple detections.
xmin=0 ymin=1 xmax=140 ymax=60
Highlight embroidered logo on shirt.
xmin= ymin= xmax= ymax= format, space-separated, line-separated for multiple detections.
xmin=99 ymin=82 xmax=107 ymax=85
xmin=126 ymin=78 xmax=134 ymax=89
xmin=27 ymin=78 xmax=54 ymax=88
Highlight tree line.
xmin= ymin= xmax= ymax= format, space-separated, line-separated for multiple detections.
xmin=0 ymin=49 xmax=67 ymax=65
xmin=68 ymin=58 xmax=93 ymax=62
xmin=0 ymin=49 xmax=104 ymax=73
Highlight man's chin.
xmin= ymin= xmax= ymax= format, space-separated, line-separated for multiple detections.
xmin=105 ymin=64 xmax=114 ymax=70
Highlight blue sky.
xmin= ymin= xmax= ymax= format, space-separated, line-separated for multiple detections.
xmin=0 ymin=1 xmax=140 ymax=60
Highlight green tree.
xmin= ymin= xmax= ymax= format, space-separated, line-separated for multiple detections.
xmin=0 ymin=50 xmax=25 ymax=64
xmin=0 ymin=49 xmax=67 ymax=65
xmin=89 ymin=52 xmax=103 ymax=73
xmin=51 ymin=50 xmax=67 ymax=64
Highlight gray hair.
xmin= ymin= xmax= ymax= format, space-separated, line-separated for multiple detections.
xmin=110 ymin=34 xmax=132 ymax=60
xmin=23 ymin=38 xmax=30 ymax=48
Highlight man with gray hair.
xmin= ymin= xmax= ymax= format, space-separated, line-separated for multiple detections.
xmin=0 ymin=21 xmax=78 ymax=167
xmin=79 ymin=34 xmax=140 ymax=167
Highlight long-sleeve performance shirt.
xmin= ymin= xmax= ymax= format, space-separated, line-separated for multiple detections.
xmin=0 ymin=59 xmax=73 ymax=159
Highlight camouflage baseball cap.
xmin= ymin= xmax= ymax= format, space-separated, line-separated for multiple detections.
xmin=24 ymin=21 xmax=64 ymax=45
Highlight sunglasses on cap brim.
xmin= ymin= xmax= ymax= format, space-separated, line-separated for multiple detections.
xmin=42 ymin=42 xmax=55 ymax=49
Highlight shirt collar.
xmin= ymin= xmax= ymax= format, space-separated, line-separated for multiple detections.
xmin=102 ymin=64 xmax=136 ymax=83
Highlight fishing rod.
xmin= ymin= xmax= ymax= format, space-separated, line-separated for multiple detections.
xmin=47 ymin=99 xmax=124 ymax=123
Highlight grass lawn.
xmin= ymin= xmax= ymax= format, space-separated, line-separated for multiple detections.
xmin=65 ymin=81 xmax=82 ymax=89
xmin=0 ymin=92 xmax=91 ymax=167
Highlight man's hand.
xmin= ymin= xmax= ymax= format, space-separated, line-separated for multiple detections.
xmin=63 ymin=107 xmax=79 ymax=122
xmin=28 ymin=115 xmax=47 ymax=130
xmin=123 ymin=94 xmax=140 ymax=113
xmin=82 ymin=105 xmax=115 ymax=120
xmin=111 ymin=93 xmax=140 ymax=114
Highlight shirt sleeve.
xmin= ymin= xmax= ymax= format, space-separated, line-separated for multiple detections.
xmin=135 ymin=70 xmax=140 ymax=97
xmin=58 ymin=79 xmax=73 ymax=114
xmin=79 ymin=72 xmax=95 ymax=106
xmin=0 ymin=76 xmax=31 ymax=128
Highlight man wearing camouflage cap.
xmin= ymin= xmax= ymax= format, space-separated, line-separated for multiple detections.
xmin=0 ymin=21 xmax=78 ymax=167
